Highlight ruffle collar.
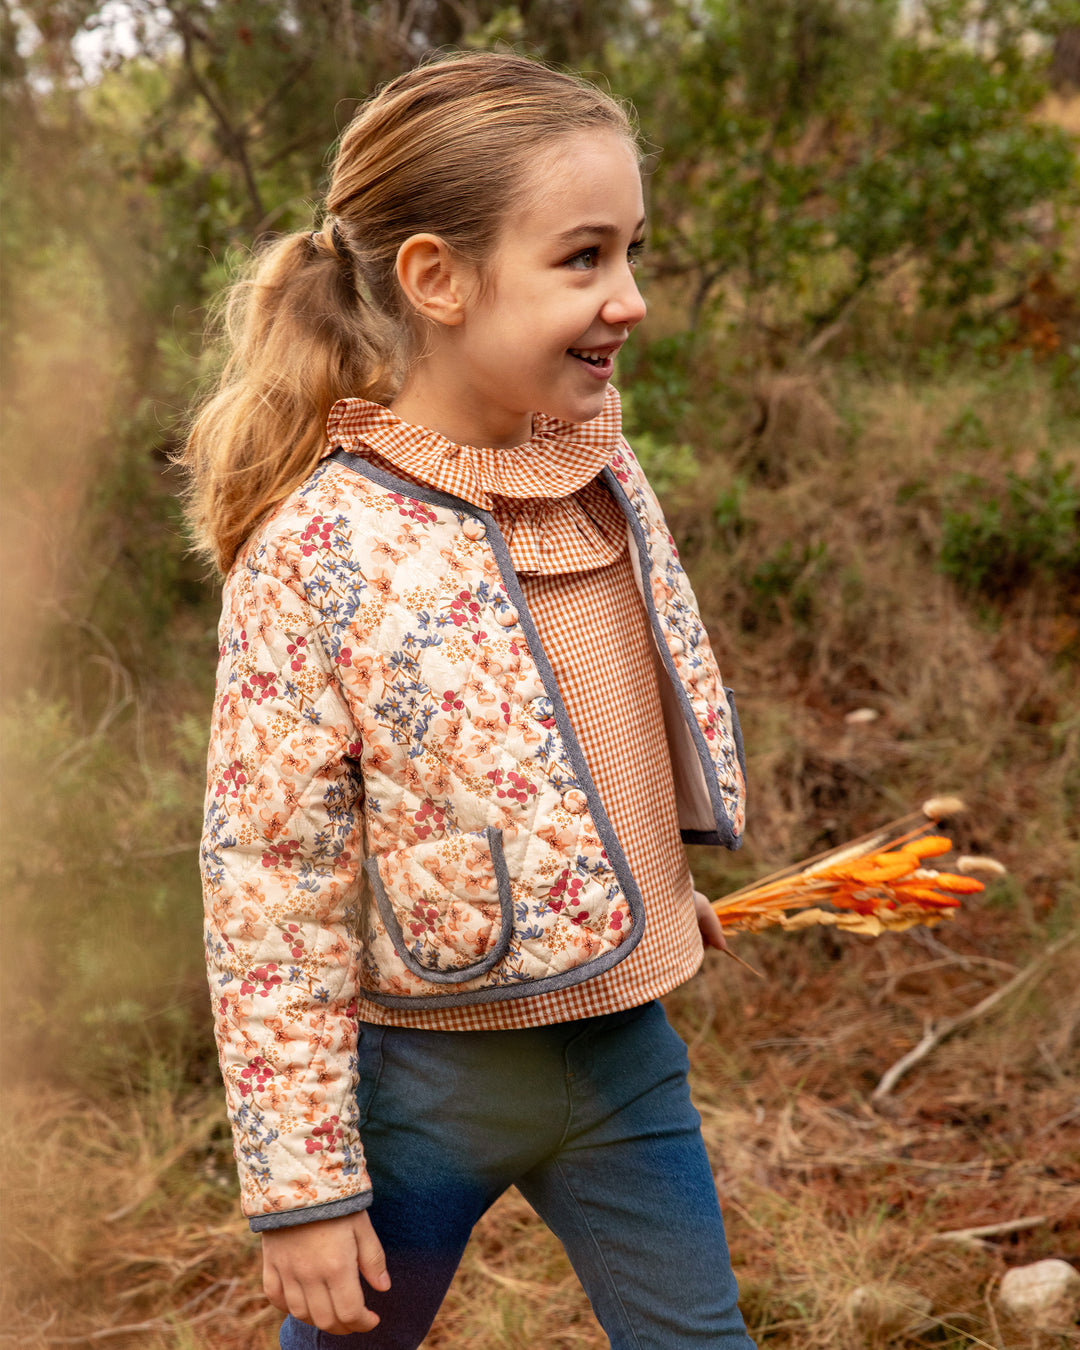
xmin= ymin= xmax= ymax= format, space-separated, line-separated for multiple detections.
xmin=494 ymin=479 xmax=627 ymax=575
xmin=324 ymin=385 xmax=623 ymax=512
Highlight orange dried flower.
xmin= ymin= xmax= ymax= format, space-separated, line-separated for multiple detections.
xmin=921 ymin=872 xmax=985 ymax=894
xmin=902 ymin=836 xmax=954 ymax=859
xmin=712 ymin=799 xmax=1002 ymax=939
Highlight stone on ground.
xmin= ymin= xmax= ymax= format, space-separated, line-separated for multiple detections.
xmin=998 ymin=1259 xmax=1080 ymax=1330
xmin=847 ymin=1282 xmax=935 ymax=1341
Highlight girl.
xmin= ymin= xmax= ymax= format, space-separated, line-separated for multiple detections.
xmin=186 ymin=52 xmax=753 ymax=1350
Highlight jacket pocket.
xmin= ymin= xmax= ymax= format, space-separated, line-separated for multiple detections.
xmin=363 ymin=826 xmax=513 ymax=984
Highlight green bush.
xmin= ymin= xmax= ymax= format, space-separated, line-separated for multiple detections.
xmin=619 ymin=0 xmax=1078 ymax=335
xmin=620 ymin=355 xmax=701 ymax=496
xmin=939 ymin=451 xmax=1080 ymax=597
xmin=749 ymin=539 xmax=831 ymax=627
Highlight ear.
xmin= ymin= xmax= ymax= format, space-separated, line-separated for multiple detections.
xmin=395 ymin=233 xmax=473 ymax=327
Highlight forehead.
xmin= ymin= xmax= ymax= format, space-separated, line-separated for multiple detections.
xmin=505 ymin=130 xmax=645 ymax=239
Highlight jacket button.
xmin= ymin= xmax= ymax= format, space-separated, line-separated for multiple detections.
xmin=528 ymin=696 xmax=554 ymax=722
xmin=462 ymin=518 xmax=486 ymax=541
xmin=496 ymin=606 xmax=518 ymax=627
xmin=561 ymin=789 xmax=587 ymax=815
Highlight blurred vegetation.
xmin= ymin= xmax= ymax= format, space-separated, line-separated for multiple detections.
xmin=938 ymin=449 xmax=1080 ymax=594
xmin=1 ymin=1 xmax=1078 ymax=1346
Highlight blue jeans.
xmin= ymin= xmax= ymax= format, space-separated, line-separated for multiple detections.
xmin=280 ymin=1000 xmax=756 ymax=1349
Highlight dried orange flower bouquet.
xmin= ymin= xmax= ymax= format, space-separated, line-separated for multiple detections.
xmin=713 ymin=796 xmax=1005 ymax=941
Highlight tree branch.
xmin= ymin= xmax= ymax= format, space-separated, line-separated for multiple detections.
xmin=169 ymin=4 xmax=266 ymax=232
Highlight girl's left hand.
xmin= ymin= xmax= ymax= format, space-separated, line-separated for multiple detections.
xmin=693 ymin=889 xmax=728 ymax=951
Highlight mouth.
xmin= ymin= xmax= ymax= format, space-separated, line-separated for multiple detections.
xmin=568 ymin=343 xmax=621 ymax=377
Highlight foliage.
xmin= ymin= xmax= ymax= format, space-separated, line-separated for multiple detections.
xmin=748 ymin=540 xmax=831 ymax=628
xmin=619 ymin=374 xmax=700 ymax=495
xmin=0 ymin=689 xmax=214 ymax=1089
xmin=622 ymin=422 xmax=701 ymax=495
xmin=617 ymin=0 xmax=1077 ymax=332
xmin=939 ymin=449 xmax=1080 ymax=597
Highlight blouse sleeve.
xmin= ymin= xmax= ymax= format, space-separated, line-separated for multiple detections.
xmin=201 ymin=559 xmax=371 ymax=1230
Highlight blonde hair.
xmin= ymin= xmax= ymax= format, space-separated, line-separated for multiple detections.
xmin=180 ymin=52 xmax=637 ymax=573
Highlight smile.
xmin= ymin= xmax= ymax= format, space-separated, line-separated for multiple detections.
xmin=568 ymin=345 xmax=619 ymax=379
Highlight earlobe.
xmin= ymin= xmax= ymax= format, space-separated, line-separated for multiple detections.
xmin=395 ymin=234 xmax=469 ymax=327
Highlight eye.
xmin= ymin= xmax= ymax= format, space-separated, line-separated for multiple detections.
xmin=628 ymin=238 xmax=646 ymax=268
xmin=565 ymin=247 xmax=600 ymax=271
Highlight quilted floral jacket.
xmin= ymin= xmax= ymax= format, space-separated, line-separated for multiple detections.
xmin=202 ymin=410 xmax=746 ymax=1228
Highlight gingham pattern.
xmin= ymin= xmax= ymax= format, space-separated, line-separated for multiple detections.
xmin=332 ymin=391 xmax=702 ymax=1031
xmin=325 ymin=387 xmax=626 ymax=507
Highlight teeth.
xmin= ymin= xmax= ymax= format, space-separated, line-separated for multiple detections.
xmin=569 ymin=349 xmax=608 ymax=365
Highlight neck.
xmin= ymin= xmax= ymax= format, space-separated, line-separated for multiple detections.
xmin=390 ymin=358 xmax=533 ymax=449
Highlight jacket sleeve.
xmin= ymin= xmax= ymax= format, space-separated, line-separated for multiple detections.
xmin=201 ymin=558 xmax=371 ymax=1230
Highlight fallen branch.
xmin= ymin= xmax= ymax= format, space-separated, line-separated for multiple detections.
xmin=872 ymin=933 xmax=1078 ymax=1106
xmin=933 ymin=1215 xmax=1047 ymax=1248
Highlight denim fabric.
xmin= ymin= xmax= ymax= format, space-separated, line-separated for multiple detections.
xmin=279 ymin=1000 xmax=756 ymax=1349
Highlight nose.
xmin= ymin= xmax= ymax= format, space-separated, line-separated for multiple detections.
xmin=601 ymin=265 xmax=647 ymax=330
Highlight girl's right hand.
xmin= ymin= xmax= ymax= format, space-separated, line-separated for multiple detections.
xmin=261 ymin=1209 xmax=391 ymax=1334
xmin=693 ymin=888 xmax=729 ymax=952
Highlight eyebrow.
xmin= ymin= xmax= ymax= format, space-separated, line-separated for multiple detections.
xmin=556 ymin=218 xmax=647 ymax=243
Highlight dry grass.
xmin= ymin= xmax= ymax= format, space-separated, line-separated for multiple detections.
xmin=0 ymin=1084 xmax=271 ymax=1349
xmin=682 ymin=937 xmax=1080 ymax=1348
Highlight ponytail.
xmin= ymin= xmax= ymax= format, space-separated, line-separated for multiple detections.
xmin=181 ymin=231 xmax=404 ymax=572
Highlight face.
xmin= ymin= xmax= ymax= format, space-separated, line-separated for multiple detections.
xmin=403 ymin=130 xmax=647 ymax=448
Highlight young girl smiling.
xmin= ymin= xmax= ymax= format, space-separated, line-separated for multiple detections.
xmin=186 ymin=52 xmax=754 ymax=1350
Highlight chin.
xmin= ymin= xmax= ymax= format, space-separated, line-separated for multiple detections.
xmin=545 ymin=390 xmax=610 ymax=426
xmin=575 ymin=400 xmax=610 ymax=426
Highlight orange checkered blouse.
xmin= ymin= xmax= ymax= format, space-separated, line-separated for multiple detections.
xmin=327 ymin=387 xmax=703 ymax=1030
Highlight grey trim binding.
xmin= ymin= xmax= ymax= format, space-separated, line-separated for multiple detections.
xmin=600 ymin=464 xmax=744 ymax=850
xmin=248 ymin=1190 xmax=372 ymax=1232
xmin=679 ymin=691 xmax=747 ymax=844
xmin=363 ymin=827 xmax=515 ymax=983
xmin=327 ymin=448 xmax=646 ymax=1009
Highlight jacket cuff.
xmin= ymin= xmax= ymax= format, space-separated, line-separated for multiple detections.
xmin=248 ymin=1189 xmax=373 ymax=1233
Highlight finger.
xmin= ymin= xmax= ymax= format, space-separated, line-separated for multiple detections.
xmin=276 ymin=1267 xmax=377 ymax=1337
xmin=314 ymin=1239 xmax=382 ymax=1334
xmin=323 ymin=1263 xmax=381 ymax=1334
xmin=694 ymin=890 xmax=728 ymax=950
xmin=277 ymin=1273 xmax=313 ymax=1328
xmin=355 ymin=1214 xmax=392 ymax=1293
xmin=262 ymin=1251 xmax=289 ymax=1315
xmin=327 ymin=1292 xmax=381 ymax=1335
xmin=702 ymin=910 xmax=728 ymax=950
xmin=302 ymin=1283 xmax=348 ymax=1335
